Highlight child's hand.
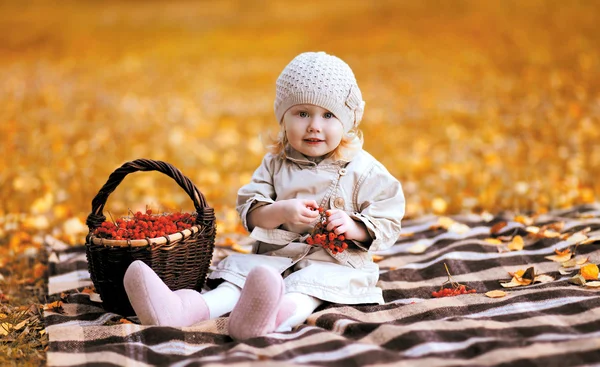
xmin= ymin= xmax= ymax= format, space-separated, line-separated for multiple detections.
xmin=325 ymin=209 xmax=370 ymax=242
xmin=280 ymin=199 xmax=320 ymax=225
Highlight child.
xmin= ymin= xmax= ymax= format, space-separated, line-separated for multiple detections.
xmin=123 ymin=51 xmax=405 ymax=340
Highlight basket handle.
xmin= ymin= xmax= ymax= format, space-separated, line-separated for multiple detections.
xmin=85 ymin=159 xmax=215 ymax=231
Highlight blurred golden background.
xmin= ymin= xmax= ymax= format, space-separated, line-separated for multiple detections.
xmin=0 ymin=2 xmax=599 ymax=362
xmin=1 ymin=0 xmax=599 ymax=232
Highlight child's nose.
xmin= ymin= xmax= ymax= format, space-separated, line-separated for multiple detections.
xmin=307 ymin=117 xmax=323 ymax=132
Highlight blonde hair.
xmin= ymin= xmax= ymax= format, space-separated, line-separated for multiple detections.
xmin=262 ymin=125 xmax=364 ymax=161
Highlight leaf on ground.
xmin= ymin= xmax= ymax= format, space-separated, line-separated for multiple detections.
xmin=566 ymin=232 xmax=589 ymax=246
xmin=485 ymin=238 xmax=502 ymax=245
xmin=559 ymin=268 xmax=575 ymax=275
xmin=545 ymin=248 xmax=572 ymax=263
xmin=43 ymin=301 xmax=64 ymax=314
xmin=408 ymin=242 xmax=428 ymax=254
xmin=490 ymin=221 xmax=507 ymax=234
xmin=533 ymin=274 xmax=554 ymax=284
xmin=561 ymin=258 xmax=578 ymax=268
xmin=581 ymin=235 xmax=600 ymax=245
xmin=372 ymin=255 xmax=384 ymax=262
xmin=508 ymin=235 xmax=524 ymax=251
xmin=569 ymin=274 xmax=587 ymax=286
xmin=485 ymin=290 xmax=507 ymax=298
xmin=513 ymin=215 xmax=533 ymax=226
xmin=585 ymin=281 xmax=600 ymax=288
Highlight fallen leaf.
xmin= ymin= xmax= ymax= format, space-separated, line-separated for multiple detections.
xmin=490 ymin=221 xmax=507 ymax=234
xmin=501 ymin=278 xmax=529 ymax=288
xmin=508 ymin=235 xmax=524 ymax=251
xmin=448 ymin=222 xmax=470 ymax=234
xmin=555 ymin=248 xmax=571 ymax=257
xmin=585 ymin=281 xmax=600 ymax=288
xmin=580 ymin=263 xmax=599 ymax=280
xmin=119 ymin=318 xmax=133 ymax=324
xmin=533 ymin=274 xmax=554 ymax=284
xmin=513 ymin=215 xmax=533 ymax=226
xmin=581 ymin=235 xmax=600 ymax=245
xmin=231 ymin=243 xmax=250 ymax=254
xmin=221 ymin=237 xmax=236 ymax=247
xmin=561 ymin=258 xmax=577 ymax=268
xmin=485 ymin=290 xmax=507 ymax=298
xmin=566 ymin=232 xmax=588 ymax=246
xmin=13 ymin=319 xmax=28 ymax=331
xmin=399 ymin=232 xmax=414 ymax=237
xmin=484 ymin=238 xmax=502 ymax=245
xmin=545 ymin=251 xmax=572 ymax=263
xmin=568 ymin=274 xmax=587 ymax=286
xmin=89 ymin=292 xmax=103 ymax=303
xmin=577 ymin=257 xmax=590 ymax=265
xmin=559 ymin=268 xmax=575 ymax=275
xmin=81 ymin=287 xmax=95 ymax=294
xmin=408 ymin=242 xmax=427 ymax=254
xmin=372 ymin=255 xmax=384 ymax=262
xmin=43 ymin=300 xmax=64 ymax=313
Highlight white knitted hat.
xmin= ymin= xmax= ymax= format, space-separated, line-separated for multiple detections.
xmin=274 ymin=52 xmax=365 ymax=133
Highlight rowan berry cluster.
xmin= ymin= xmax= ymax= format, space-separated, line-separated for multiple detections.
xmin=305 ymin=207 xmax=350 ymax=255
xmin=431 ymin=263 xmax=477 ymax=298
xmin=432 ymin=284 xmax=477 ymax=298
xmin=93 ymin=209 xmax=197 ymax=240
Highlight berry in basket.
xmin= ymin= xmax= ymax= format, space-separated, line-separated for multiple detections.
xmin=93 ymin=209 xmax=197 ymax=240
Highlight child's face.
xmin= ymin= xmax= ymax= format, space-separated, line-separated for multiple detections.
xmin=283 ymin=104 xmax=344 ymax=158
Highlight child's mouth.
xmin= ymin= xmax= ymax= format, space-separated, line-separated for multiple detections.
xmin=304 ymin=138 xmax=324 ymax=144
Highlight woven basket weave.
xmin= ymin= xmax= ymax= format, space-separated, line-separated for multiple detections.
xmin=85 ymin=159 xmax=216 ymax=316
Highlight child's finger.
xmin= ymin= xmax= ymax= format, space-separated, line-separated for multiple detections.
xmin=303 ymin=200 xmax=319 ymax=210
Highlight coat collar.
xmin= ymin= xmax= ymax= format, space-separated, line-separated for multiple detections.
xmin=283 ymin=145 xmax=352 ymax=167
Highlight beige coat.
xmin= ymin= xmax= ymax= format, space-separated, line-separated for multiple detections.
xmin=209 ymin=146 xmax=405 ymax=304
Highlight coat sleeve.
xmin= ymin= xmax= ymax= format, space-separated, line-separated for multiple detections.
xmin=349 ymin=163 xmax=405 ymax=252
xmin=236 ymin=154 xmax=278 ymax=231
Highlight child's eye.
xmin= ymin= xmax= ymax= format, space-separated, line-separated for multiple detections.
xmin=323 ymin=112 xmax=334 ymax=119
xmin=299 ymin=111 xmax=309 ymax=118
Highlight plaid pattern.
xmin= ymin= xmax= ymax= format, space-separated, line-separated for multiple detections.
xmin=44 ymin=204 xmax=600 ymax=366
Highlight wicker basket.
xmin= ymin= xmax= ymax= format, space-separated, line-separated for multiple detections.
xmin=85 ymin=159 xmax=216 ymax=316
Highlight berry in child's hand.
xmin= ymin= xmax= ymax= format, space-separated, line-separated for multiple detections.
xmin=93 ymin=209 xmax=196 ymax=240
xmin=306 ymin=207 xmax=350 ymax=254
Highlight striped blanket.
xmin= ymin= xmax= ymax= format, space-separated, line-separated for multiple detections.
xmin=44 ymin=204 xmax=600 ymax=366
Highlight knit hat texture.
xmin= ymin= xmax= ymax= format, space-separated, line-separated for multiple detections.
xmin=274 ymin=52 xmax=365 ymax=133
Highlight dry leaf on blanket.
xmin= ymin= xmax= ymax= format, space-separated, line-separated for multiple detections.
xmin=561 ymin=258 xmax=578 ymax=268
xmin=581 ymin=235 xmax=600 ymax=245
xmin=507 ymin=235 xmax=524 ymax=251
xmin=566 ymin=232 xmax=589 ymax=246
xmin=559 ymin=268 xmax=576 ymax=275
xmin=485 ymin=290 xmax=507 ymax=298
xmin=408 ymin=242 xmax=428 ymax=254
xmin=585 ymin=281 xmax=600 ymax=288
xmin=580 ymin=264 xmax=599 ymax=280
xmin=568 ymin=274 xmax=587 ymax=286
xmin=231 ymin=243 xmax=250 ymax=254
xmin=513 ymin=215 xmax=533 ymax=226
xmin=577 ymin=257 xmax=590 ymax=265
xmin=490 ymin=221 xmax=507 ymax=234
xmin=43 ymin=300 xmax=64 ymax=314
xmin=372 ymin=255 xmax=384 ymax=262
xmin=545 ymin=248 xmax=572 ymax=263
xmin=484 ymin=238 xmax=502 ymax=245
xmin=400 ymin=232 xmax=414 ymax=237
xmin=501 ymin=267 xmax=553 ymax=288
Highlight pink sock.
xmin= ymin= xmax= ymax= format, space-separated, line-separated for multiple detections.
xmin=123 ymin=260 xmax=209 ymax=327
xmin=228 ymin=266 xmax=296 ymax=340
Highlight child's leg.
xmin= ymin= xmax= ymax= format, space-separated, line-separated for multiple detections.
xmin=228 ymin=265 xmax=293 ymax=340
xmin=275 ymin=292 xmax=322 ymax=332
xmin=202 ymin=281 xmax=241 ymax=318
xmin=123 ymin=260 xmax=240 ymax=326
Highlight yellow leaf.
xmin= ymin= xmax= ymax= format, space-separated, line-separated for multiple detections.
xmin=484 ymin=238 xmax=502 ymax=245
xmin=585 ymin=281 xmax=600 ymax=288
xmin=372 ymin=255 xmax=384 ymax=262
xmin=408 ymin=242 xmax=427 ymax=254
xmin=119 ymin=318 xmax=133 ymax=324
xmin=577 ymin=257 xmax=590 ymax=265
xmin=231 ymin=243 xmax=250 ymax=254
xmin=580 ymin=263 xmax=599 ymax=281
xmin=13 ymin=319 xmax=28 ymax=331
xmin=485 ymin=290 xmax=507 ymax=298
xmin=513 ymin=215 xmax=533 ymax=226
xmin=561 ymin=258 xmax=577 ymax=268
xmin=507 ymin=235 xmax=524 ymax=251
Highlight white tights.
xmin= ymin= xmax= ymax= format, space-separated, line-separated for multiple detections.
xmin=202 ymin=281 xmax=322 ymax=330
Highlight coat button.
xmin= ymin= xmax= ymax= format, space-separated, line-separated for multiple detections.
xmin=334 ymin=197 xmax=345 ymax=209
xmin=338 ymin=168 xmax=347 ymax=176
